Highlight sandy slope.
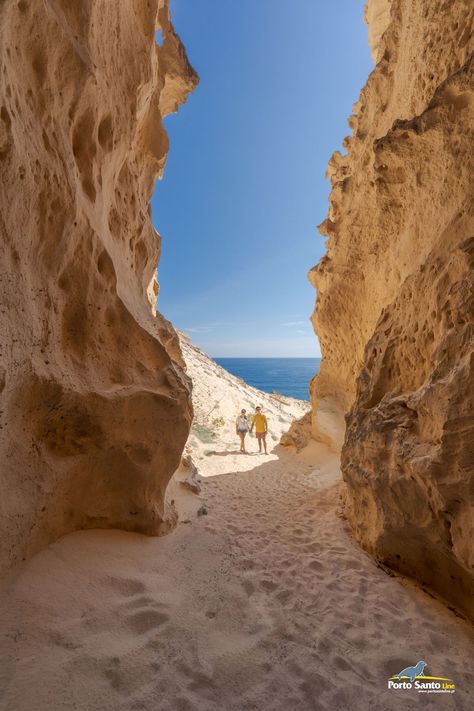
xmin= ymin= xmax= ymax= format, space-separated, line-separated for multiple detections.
xmin=178 ymin=333 xmax=311 ymax=463
xmin=0 ymin=347 xmax=473 ymax=710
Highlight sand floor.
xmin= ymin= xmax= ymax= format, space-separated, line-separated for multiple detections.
xmin=0 ymin=442 xmax=473 ymax=711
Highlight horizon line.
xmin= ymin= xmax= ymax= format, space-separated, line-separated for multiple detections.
xmin=211 ymin=355 xmax=321 ymax=359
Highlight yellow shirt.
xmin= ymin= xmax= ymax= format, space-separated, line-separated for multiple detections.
xmin=252 ymin=413 xmax=267 ymax=433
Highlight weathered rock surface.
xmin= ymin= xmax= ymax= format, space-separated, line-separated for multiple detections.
xmin=0 ymin=0 xmax=197 ymax=570
xmin=310 ymin=0 xmax=474 ymax=619
xmin=280 ymin=411 xmax=312 ymax=451
xmin=178 ymin=450 xmax=202 ymax=494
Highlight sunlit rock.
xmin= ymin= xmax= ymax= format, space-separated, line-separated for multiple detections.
xmin=0 ymin=0 xmax=197 ymax=570
xmin=310 ymin=0 xmax=474 ymax=619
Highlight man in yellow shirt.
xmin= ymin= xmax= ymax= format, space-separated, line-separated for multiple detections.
xmin=250 ymin=406 xmax=268 ymax=454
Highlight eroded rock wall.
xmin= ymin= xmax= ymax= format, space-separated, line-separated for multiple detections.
xmin=310 ymin=0 xmax=474 ymax=618
xmin=0 ymin=0 xmax=197 ymax=570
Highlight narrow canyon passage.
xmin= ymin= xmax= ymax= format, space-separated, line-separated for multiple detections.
xmin=0 ymin=445 xmax=472 ymax=711
xmin=0 ymin=0 xmax=472 ymax=709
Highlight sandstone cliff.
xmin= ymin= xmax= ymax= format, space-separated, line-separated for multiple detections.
xmin=0 ymin=0 xmax=197 ymax=570
xmin=310 ymin=0 xmax=474 ymax=619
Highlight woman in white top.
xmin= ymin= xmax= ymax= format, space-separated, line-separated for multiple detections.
xmin=235 ymin=408 xmax=249 ymax=453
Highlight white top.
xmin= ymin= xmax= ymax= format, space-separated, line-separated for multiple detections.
xmin=236 ymin=416 xmax=249 ymax=431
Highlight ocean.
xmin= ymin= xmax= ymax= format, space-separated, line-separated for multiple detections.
xmin=214 ymin=358 xmax=320 ymax=401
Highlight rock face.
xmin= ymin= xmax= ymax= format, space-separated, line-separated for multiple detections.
xmin=280 ymin=411 xmax=312 ymax=451
xmin=310 ymin=0 xmax=474 ymax=619
xmin=0 ymin=0 xmax=197 ymax=570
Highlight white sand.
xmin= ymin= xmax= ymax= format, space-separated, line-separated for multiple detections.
xmin=178 ymin=333 xmax=311 ymax=463
xmin=0 ymin=344 xmax=473 ymax=710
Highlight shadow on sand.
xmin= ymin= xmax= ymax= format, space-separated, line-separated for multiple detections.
xmin=204 ymin=449 xmax=262 ymax=458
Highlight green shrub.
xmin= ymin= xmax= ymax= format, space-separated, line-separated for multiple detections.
xmin=192 ymin=423 xmax=216 ymax=444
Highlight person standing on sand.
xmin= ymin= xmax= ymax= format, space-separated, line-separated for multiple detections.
xmin=250 ymin=406 xmax=268 ymax=454
xmin=236 ymin=409 xmax=249 ymax=453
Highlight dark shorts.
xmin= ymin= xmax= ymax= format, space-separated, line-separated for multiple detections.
xmin=237 ymin=429 xmax=248 ymax=434
xmin=256 ymin=431 xmax=266 ymax=438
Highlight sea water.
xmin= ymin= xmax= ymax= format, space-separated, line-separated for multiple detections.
xmin=214 ymin=358 xmax=320 ymax=401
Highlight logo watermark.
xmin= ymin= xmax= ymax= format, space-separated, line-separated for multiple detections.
xmin=388 ymin=660 xmax=456 ymax=694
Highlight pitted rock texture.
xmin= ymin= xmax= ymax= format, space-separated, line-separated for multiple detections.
xmin=0 ymin=0 xmax=197 ymax=570
xmin=280 ymin=411 xmax=312 ymax=451
xmin=310 ymin=0 xmax=474 ymax=618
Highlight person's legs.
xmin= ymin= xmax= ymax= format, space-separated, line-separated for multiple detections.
xmin=239 ymin=432 xmax=245 ymax=452
xmin=256 ymin=433 xmax=262 ymax=452
xmin=262 ymin=433 xmax=267 ymax=454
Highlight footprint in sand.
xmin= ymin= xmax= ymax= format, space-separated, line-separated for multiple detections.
xmin=105 ymin=576 xmax=147 ymax=597
xmin=126 ymin=608 xmax=170 ymax=635
xmin=329 ymin=545 xmax=348 ymax=555
xmin=241 ymin=579 xmax=255 ymax=596
xmin=239 ymin=557 xmax=256 ymax=571
xmin=260 ymin=578 xmax=278 ymax=592
xmin=292 ymin=528 xmax=307 ymax=536
xmin=307 ymin=559 xmax=324 ymax=572
xmin=275 ymin=589 xmax=292 ymax=604
xmin=103 ymin=657 xmax=121 ymax=691
xmin=333 ymin=654 xmax=353 ymax=672
xmin=187 ymin=670 xmax=216 ymax=692
xmin=48 ymin=629 xmax=79 ymax=651
xmin=122 ymin=595 xmax=165 ymax=610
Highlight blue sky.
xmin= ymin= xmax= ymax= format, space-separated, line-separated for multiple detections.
xmin=152 ymin=0 xmax=372 ymax=357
